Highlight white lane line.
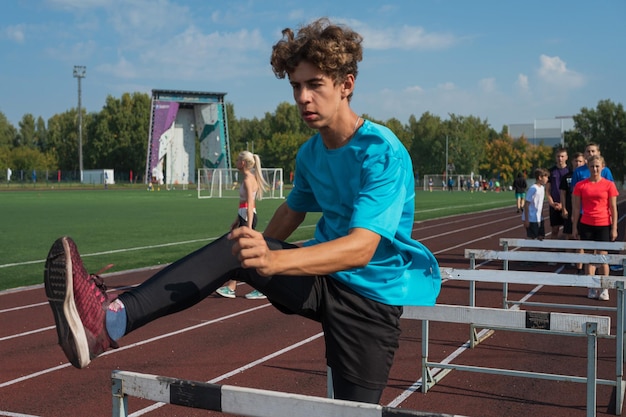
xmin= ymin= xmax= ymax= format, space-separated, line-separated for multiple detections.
xmin=0 ymin=304 xmax=272 ymax=388
xmin=128 ymin=333 xmax=325 ymax=416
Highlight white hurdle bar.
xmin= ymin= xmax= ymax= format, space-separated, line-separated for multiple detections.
xmin=465 ymin=245 xmax=626 ymax=406
xmin=111 ymin=370 xmax=469 ymax=417
xmin=402 ymin=304 xmax=611 ymax=417
xmin=499 ymin=238 xmax=626 ymax=253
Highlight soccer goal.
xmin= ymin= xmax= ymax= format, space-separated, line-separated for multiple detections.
xmin=197 ymin=168 xmax=284 ymax=199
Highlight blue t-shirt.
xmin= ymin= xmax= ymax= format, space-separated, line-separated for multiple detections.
xmin=287 ymin=120 xmax=441 ymax=306
xmin=570 ymin=164 xmax=614 ymax=190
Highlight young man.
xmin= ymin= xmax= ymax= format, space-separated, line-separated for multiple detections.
xmin=559 ymin=152 xmax=586 ymax=273
xmin=570 ymin=142 xmax=614 ymax=190
xmin=522 ymin=168 xmax=549 ymax=240
xmin=43 ymin=18 xmax=441 ymax=404
xmin=545 ymin=148 xmax=568 ymax=239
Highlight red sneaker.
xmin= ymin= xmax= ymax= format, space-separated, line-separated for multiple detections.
xmin=44 ymin=237 xmax=118 ymax=368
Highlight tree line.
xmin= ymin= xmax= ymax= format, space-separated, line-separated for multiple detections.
xmin=0 ymin=94 xmax=624 ymax=185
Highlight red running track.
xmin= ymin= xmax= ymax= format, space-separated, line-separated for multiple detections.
xmin=1 ymin=198 xmax=625 ymax=417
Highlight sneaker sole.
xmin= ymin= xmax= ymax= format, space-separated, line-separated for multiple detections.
xmin=216 ymin=291 xmax=236 ymax=299
xmin=44 ymin=237 xmax=90 ymax=368
xmin=245 ymin=295 xmax=267 ymax=300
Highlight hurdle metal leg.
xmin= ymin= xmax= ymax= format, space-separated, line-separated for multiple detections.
xmin=587 ymin=322 xmax=598 ymax=417
xmin=617 ymin=281 xmax=625 ymax=415
xmin=112 ymin=374 xmax=128 ymax=417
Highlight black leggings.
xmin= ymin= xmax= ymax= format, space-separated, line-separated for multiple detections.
xmin=331 ymin=370 xmax=383 ymax=403
xmin=116 ymin=233 xmax=394 ymax=404
xmin=117 ymin=234 xmax=292 ymax=332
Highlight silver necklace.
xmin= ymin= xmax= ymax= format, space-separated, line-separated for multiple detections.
xmin=352 ymin=116 xmax=361 ymax=137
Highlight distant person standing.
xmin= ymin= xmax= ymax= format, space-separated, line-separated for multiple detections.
xmin=559 ymin=152 xmax=586 ymax=273
xmin=572 ymin=155 xmax=619 ymax=301
xmin=570 ymin=142 xmax=614 ymax=190
xmin=569 ymin=142 xmax=616 ymax=279
xmin=545 ymin=148 xmax=568 ymax=239
xmin=216 ymin=151 xmax=269 ymax=300
xmin=6 ymin=167 xmax=11 ymax=183
xmin=513 ymin=172 xmax=527 ymax=213
xmin=522 ymin=168 xmax=549 ymax=240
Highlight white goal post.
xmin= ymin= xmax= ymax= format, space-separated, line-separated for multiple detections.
xmin=197 ymin=168 xmax=284 ymax=199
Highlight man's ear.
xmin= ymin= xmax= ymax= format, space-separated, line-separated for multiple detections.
xmin=340 ymin=74 xmax=355 ymax=99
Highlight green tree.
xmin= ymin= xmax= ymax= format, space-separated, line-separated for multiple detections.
xmin=570 ymin=99 xmax=626 ymax=182
xmin=35 ymin=116 xmax=48 ymax=152
xmin=47 ymin=110 xmax=82 ymax=172
xmin=86 ymin=92 xmax=150 ymax=174
xmin=408 ymin=112 xmax=446 ymax=178
xmin=0 ymin=112 xmax=17 ymax=149
xmin=481 ymin=135 xmax=516 ymax=183
xmin=444 ymin=114 xmax=493 ymax=177
xmin=17 ymin=114 xmax=36 ymax=148
xmin=383 ymin=117 xmax=411 ymax=151
xmin=253 ymin=102 xmax=312 ymax=171
xmin=9 ymin=146 xmax=56 ymax=174
xmin=480 ymin=134 xmax=552 ymax=185
xmin=264 ymin=131 xmax=306 ymax=175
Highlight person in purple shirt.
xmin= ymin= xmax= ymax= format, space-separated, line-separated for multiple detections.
xmin=545 ymin=148 xmax=569 ymax=239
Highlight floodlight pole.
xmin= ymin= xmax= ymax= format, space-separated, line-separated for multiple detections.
xmin=73 ymin=65 xmax=86 ymax=183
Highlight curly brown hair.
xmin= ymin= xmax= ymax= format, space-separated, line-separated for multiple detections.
xmin=270 ymin=18 xmax=363 ymax=97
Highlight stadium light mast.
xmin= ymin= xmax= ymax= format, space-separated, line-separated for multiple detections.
xmin=73 ymin=65 xmax=86 ymax=182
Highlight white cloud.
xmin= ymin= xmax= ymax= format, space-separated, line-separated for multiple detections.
xmin=5 ymin=25 xmax=25 ymax=43
xmin=438 ymin=82 xmax=456 ymax=91
xmin=537 ymin=54 xmax=585 ymax=89
xmin=479 ymin=77 xmax=496 ymax=93
xmin=46 ymin=0 xmax=110 ymax=10
xmin=343 ymin=20 xmax=458 ymax=50
xmin=97 ymin=56 xmax=138 ymax=79
xmin=125 ymin=26 xmax=267 ymax=81
xmin=516 ymin=73 xmax=530 ymax=93
xmin=405 ymin=85 xmax=424 ymax=93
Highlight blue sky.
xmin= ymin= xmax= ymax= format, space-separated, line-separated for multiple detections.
xmin=1 ymin=0 xmax=624 ymax=131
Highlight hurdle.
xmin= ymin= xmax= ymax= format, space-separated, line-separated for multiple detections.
xmin=402 ymin=304 xmax=611 ymax=417
xmin=459 ymin=242 xmax=626 ymax=415
xmin=111 ymin=370 xmax=468 ymax=417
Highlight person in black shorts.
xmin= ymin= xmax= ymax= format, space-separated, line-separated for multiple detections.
xmin=572 ymin=154 xmax=619 ymax=301
xmin=559 ymin=152 xmax=585 ymax=273
xmin=523 ymin=168 xmax=549 ymax=240
xmin=43 ymin=17 xmax=441 ymax=404
xmin=545 ymin=148 xmax=569 ymax=239
xmin=513 ymin=171 xmax=527 ymax=213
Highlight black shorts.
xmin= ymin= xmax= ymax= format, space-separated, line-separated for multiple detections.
xmin=240 ymin=252 xmax=402 ymax=391
xmin=526 ymin=220 xmax=545 ymax=240
xmin=238 ymin=213 xmax=258 ymax=229
xmin=549 ymin=207 xmax=564 ymax=227
xmin=578 ymin=222 xmax=611 ymax=242
xmin=563 ymin=216 xmax=573 ymax=235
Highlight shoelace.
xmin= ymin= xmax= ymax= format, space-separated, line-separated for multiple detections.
xmin=88 ymin=264 xmax=115 ymax=296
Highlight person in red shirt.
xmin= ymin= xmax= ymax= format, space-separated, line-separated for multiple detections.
xmin=572 ymin=154 xmax=619 ymax=300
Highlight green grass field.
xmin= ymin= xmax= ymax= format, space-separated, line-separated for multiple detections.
xmin=0 ymin=188 xmax=513 ymax=291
